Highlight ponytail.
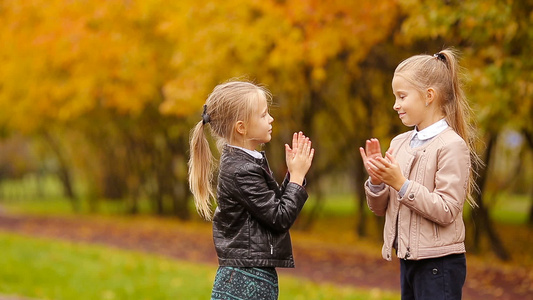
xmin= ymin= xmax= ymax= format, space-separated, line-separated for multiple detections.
xmin=188 ymin=120 xmax=215 ymax=220
xmin=437 ymin=48 xmax=483 ymax=208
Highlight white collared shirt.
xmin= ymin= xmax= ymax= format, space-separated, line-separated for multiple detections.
xmin=410 ymin=118 xmax=449 ymax=148
xmin=227 ymin=144 xmax=263 ymax=159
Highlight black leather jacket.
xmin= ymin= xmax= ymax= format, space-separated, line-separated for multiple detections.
xmin=213 ymin=146 xmax=308 ymax=268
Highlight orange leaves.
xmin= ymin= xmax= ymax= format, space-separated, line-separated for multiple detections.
xmin=277 ymin=0 xmax=399 ymax=68
xmin=161 ymin=77 xmax=211 ymax=117
xmin=0 ymin=0 xmax=172 ymax=130
xmin=157 ymin=0 xmax=402 ymax=117
xmin=0 ymin=0 xmax=404 ymax=125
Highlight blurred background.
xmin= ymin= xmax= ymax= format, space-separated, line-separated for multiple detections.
xmin=0 ymin=0 xmax=531 ymax=299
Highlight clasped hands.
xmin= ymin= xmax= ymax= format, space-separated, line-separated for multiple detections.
xmin=285 ymin=132 xmax=315 ymax=185
xmin=359 ymin=138 xmax=406 ymax=192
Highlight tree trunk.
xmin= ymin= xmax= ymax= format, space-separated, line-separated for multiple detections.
xmin=127 ymin=189 xmax=140 ymax=215
xmin=354 ymin=159 xmax=367 ymax=237
xmin=291 ymin=66 xmax=321 ymax=229
xmin=169 ymin=153 xmax=190 ymax=220
xmin=42 ymin=131 xmax=79 ymax=212
xmin=297 ymin=176 xmax=323 ymax=231
xmin=471 ymin=132 xmax=510 ymax=260
xmin=527 ymin=187 xmax=533 ymax=227
xmin=521 ymin=129 xmax=533 ymax=226
xmin=154 ymin=171 xmax=166 ymax=216
xmin=171 ymin=177 xmax=190 ymax=220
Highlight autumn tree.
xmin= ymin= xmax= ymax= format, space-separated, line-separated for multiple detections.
xmin=1 ymin=0 xmax=529 ymax=243
xmin=0 ymin=0 xmax=195 ymax=217
xmin=161 ymin=0 xmax=402 ymax=233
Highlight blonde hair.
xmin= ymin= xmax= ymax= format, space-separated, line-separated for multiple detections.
xmin=394 ymin=48 xmax=482 ymax=207
xmin=188 ymin=80 xmax=272 ymax=220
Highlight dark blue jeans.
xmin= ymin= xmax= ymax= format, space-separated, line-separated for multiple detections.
xmin=400 ymin=253 xmax=466 ymax=300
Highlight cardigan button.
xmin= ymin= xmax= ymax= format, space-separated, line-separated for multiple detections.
xmin=432 ymin=268 xmax=438 ymax=275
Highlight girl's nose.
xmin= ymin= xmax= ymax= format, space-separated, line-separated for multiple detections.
xmin=393 ymin=101 xmax=400 ymax=111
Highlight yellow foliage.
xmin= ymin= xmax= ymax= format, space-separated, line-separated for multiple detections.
xmin=0 ymin=0 xmax=403 ymax=131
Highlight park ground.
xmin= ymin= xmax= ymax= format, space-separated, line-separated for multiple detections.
xmin=0 ymin=210 xmax=531 ymax=300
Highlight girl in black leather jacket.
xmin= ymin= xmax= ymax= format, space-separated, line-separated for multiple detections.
xmin=189 ymin=80 xmax=314 ymax=300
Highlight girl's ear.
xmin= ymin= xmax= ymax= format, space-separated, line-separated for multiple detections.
xmin=235 ymin=120 xmax=246 ymax=135
xmin=426 ymin=88 xmax=436 ymax=105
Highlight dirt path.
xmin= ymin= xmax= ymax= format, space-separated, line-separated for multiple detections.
xmin=0 ymin=213 xmax=531 ymax=300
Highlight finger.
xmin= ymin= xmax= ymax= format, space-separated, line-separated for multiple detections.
xmin=296 ymin=132 xmax=306 ymax=151
xmin=359 ymin=147 xmax=368 ymax=161
xmin=291 ymin=132 xmax=298 ymax=151
xmin=294 ymin=134 xmax=300 ymax=151
xmin=374 ymin=138 xmax=382 ymax=152
xmin=365 ymin=139 xmax=373 ymax=154
xmin=375 ymin=157 xmax=391 ymax=168
xmin=306 ymin=139 xmax=312 ymax=153
xmin=309 ymin=148 xmax=315 ymax=162
xmin=302 ymin=140 xmax=311 ymax=155
xmin=367 ymin=168 xmax=380 ymax=179
xmin=367 ymin=163 xmax=381 ymax=178
xmin=302 ymin=138 xmax=310 ymax=154
xmin=368 ymin=138 xmax=379 ymax=154
xmin=367 ymin=160 xmax=379 ymax=171
xmin=297 ymin=136 xmax=308 ymax=154
xmin=285 ymin=143 xmax=293 ymax=154
xmin=385 ymin=151 xmax=397 ymax=164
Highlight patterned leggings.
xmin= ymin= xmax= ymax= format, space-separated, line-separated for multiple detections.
xmin=211 ymin=266 xmax=279 ymax=300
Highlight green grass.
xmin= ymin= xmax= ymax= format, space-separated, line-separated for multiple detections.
xmin=488 ymin=192 xmax=530 ymax=224
xmin=0 ymin=232 xmax=399 ymax=300
xmin=0 ymin=179 xmax=529 ymax=299
xmin=0 ymin=232 xmax=214 ymax=300
xmin=2 ymin=197 xmax=134 ymax=216
xmin=2 ymin=175 xmax=530 ymax=226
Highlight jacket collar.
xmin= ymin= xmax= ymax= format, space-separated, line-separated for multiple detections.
xmin=223 ymin=144 xmax=266 ymax=162
xmin=226 ymin=144 xmax=263 ymax=159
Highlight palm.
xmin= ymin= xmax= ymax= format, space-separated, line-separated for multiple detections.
xmin=359 ymin=138 xmax=384 ymax=184
xmin=285 ymin=132 xmax=298 ymax=168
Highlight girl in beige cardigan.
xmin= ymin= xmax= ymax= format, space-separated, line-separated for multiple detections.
xmin=360 ymin=48 xmax=481 ymax=300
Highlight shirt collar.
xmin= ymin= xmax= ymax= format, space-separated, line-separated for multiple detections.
xmin=227 ymin=144 xmax=264 ymax=159
xmin=414 ymin=119 xmax=449 ymax=141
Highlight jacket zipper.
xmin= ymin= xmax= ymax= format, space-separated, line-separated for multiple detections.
xmin=404 ymin=211 xmax=414 ymax=260
xmin=401 ymin=151 xmax=417 ymax=260
xmin=434 ymin=224 xmax=440 ymax=239
xmin=268 ymin=232 xmax=273 ymax=255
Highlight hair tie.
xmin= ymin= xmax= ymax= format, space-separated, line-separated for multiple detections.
xmin=433 ymin=53 xmax=446 ymax=63
xmin=201 ymin=104 xmax=211 ymax=125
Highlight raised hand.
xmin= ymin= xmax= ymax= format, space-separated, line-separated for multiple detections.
xmin=367 ymin=150 xmax=406 ymax=191
xmin=285 ymin=131 xmax=299 ymax=165
xmin=359 ymin=138 xmax=384 ymax=185
xmin=285 ymin=132 xmax=315 ymax=185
